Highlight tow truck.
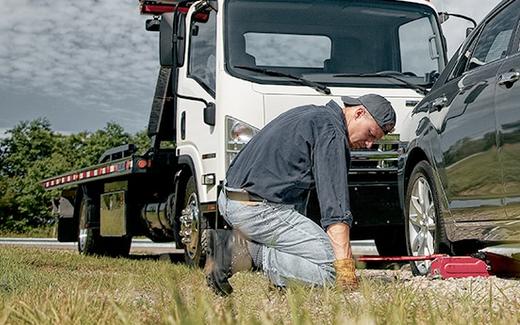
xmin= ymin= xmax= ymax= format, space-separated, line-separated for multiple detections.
xmin=42 ymin=0 xmax=447 ymax=265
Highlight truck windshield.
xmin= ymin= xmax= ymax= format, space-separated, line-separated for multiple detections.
xmin=225 ymin=0 xmax=444 ymax=88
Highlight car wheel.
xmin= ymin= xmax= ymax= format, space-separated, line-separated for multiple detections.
xmin=404 ymin=161 xmax=450 ymax=275
xmin=179 ymin=176 xmax=207 ymax=267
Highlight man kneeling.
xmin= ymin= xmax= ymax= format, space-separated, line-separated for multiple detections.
xmin=205 ymin=94 xmax=396 ymax=295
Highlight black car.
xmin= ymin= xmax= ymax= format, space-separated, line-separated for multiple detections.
xmin=398 ymin=0 xmax=520 ymax=275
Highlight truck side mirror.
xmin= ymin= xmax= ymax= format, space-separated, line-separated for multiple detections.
xmin=145 ymin=18 xmax=160 ymax=32
xmin=159 ymin=13 xmax=174 ymax=67
xmin=204 ymin=103 xmax=216 ymax=126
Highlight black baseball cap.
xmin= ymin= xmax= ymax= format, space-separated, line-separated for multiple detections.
xmin=341 ymin=94 xmax=396 ymax=134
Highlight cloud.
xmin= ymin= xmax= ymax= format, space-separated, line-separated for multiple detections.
xmin=0 ymin=0 xmax=158 ymax=133
xmin=0 ymin=128 xmax=9 ymax=139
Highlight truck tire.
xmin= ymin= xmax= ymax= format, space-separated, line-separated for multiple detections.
xmin=77 ymin=189 xmax=131 ymax=257
xmin=77 ymin=191 xmax=103 ymax=255
xmin=179 ymin=176 xmax=207 ymax=267
xmin=404 ymin=161 xmax=451 ymax=275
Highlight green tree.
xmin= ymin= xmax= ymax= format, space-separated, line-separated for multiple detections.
xmin=0 ymin=118 xmax=59 ymax=230
xmin=131 ymin=129 xmax=151 ymax=154
xmin=0 ymin=118 xmax=56 ymax=177
xmin=0 ymin=118 xmax=148 ymax=233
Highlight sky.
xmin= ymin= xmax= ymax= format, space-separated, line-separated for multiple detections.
xmin=0 ymin=0 xmax=503 ymax=137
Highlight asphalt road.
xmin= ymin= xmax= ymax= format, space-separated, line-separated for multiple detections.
xmin=0 ymin=237 xmax=379 ymax=256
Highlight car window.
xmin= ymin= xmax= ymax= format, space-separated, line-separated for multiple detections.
xmin=188 ymin=10 xmax=216 ymax=95
xmin=467 ymin=3 xmax=519 ymax=71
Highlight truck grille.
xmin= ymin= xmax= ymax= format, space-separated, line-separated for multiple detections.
xmin=349 ymin=135 xmax=400 ymax=172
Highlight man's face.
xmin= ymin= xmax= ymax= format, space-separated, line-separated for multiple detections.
xmin=347 ymin=106 xmax=385 ymax=149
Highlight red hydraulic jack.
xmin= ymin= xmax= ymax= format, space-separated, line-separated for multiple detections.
xmin=357 ymin=252 xmax=520 ymax=279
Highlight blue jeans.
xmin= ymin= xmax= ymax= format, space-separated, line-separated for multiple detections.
xmin=217 ymin=191 xmax=336 ymax=287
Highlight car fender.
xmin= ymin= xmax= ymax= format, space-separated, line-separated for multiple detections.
xmin=401 ymin=105 xmax=458 ymax=241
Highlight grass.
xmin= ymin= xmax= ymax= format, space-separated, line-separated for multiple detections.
xmin=0 ymin=247 xmax=519 ymax=324
xmin=0 ymin=226 xmax=56 ymax=238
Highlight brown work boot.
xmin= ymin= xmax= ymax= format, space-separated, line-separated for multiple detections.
xmin=204 ymin=229 xmax=253 ymax=296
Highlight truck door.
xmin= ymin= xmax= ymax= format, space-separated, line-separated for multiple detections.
xmin=176 ymin=9 xmax=217 ymax=201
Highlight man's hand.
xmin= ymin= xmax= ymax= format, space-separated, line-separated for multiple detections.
xmin=327 ymin=223 xmax=358 ymax=289
xmin=334 ymin=258 xmax=358 ymax=289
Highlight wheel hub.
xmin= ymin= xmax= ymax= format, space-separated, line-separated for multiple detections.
xmin=180 ymin=193 xmax=200 ymax=258
xmin=78 ymin=201 xmax=87 ymax=251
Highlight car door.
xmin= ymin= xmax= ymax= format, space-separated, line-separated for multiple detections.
xmin=436 ymin=3 xmax=519 ymax=223
xmin=494 ymin=2 xmax=520 ymax=224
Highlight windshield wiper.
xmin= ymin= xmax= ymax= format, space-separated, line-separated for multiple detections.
xmin=333 ymin=71 xmax=428 ymax=95
xmin=234 ymin=65 xmax=331 ymax=95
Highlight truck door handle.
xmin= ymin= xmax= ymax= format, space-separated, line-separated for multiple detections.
xmin=497 ymin=71 xmax=520 ymax=87
xmin=181 ymin=111 xmax=186 ymax=140
xmin=432 ymin=96 xmax=447 ymax=110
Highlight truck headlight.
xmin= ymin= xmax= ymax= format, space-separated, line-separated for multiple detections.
xmin=225 ymin=116 xmax=259 ymax=170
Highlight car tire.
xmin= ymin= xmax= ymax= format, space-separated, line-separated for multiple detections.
xmin=179 ymin=176 xmax=207 ymax=267
xmin=404 ymin=161 xmax=451 ymax=275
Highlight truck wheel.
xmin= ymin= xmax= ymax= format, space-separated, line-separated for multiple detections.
xmin=404 ymin=161 xmax=450 ymax=275
xmin=77 ymin=191 xmax=103 ymax=255
xmin=77 ymin=190 xmax=132 ymax=257
xmin=179 ymin=176 xmax=207 ymax=267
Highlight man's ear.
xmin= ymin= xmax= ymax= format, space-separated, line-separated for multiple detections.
xmin=354 ymin=106 xmax=365 ymax=119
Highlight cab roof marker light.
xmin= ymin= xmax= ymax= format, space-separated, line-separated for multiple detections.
xmin=141 ymin=4 xmax=176 ymax=15
xmin=139 ymin=1 xmax=192 ymax=15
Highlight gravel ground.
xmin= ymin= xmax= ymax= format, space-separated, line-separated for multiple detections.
xmin=359 ymin=267 xmax=520 ymax=310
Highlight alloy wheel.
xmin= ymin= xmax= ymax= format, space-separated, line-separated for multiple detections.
xmin=408 ymin=176 xmax=436 ymax=274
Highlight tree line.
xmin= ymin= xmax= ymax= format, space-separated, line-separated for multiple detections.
xmin=0 ymin=118 xmax=150 ymax=232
